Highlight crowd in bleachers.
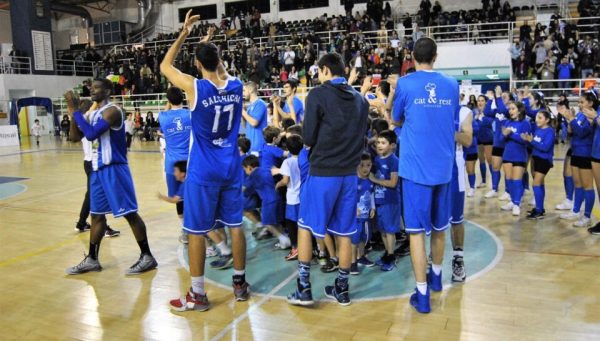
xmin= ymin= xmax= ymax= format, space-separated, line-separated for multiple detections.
xmin=510 ymin=6 xmax=600 ymax=88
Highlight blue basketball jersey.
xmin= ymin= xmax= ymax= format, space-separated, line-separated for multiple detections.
xmin=188 ymin=77 xmax=244 ymax=186
xmin=89 ymin=103 xmax=128 ymax=171
xmin=159 ymin=108 xmax=192 ymax=174
xmin=392 ymin=70 xmax=460 ymax=185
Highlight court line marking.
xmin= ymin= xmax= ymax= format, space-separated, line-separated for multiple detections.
xmin=0 ymin=183 xmax=28 ymax=201
xmin=177 ymin=220 xmax=505 ymax=304
xmin=0 ymin=236 xmax=81 ymax=268
xmin=210 ymin=272 xmax=297 ymax=341
xmin=0 ymin=148 xmax=161 ymax=157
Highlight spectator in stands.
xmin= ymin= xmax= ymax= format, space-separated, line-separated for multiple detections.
xmin=283 ymin=46 xmax=296 ymax=72
xmin=537 ymin=56 xmax=555 ymax=88
xmin=520 ymin=20 xmax=532 ymax=42
xmin=578 ymin=35 xmax=597 ymax=78
xmin=509 ymin=41 xmax=522 ymax=74
xmin=516 ymin=53 xmax=529 ymax=80
xmin=557 ymin=56 xmax=575 ymax=90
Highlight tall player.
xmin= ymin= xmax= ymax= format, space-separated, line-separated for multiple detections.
xmin=64 ymin=80 xmax=157 ymax=275
xmin=287 ymin=52 xmax=368 ymax=306
xmin=160 ymin=12 xmax=249 ymax=312
xmin=391 ymin=37 xmax=460 ymax=313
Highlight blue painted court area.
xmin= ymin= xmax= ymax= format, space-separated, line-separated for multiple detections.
xmin=0 ymin=176 xmax=28 ymax=184
xmin=0 ymin=183 xmax=28 ymax=200
xmin=180 ymin=221 xmax=501 ymax=301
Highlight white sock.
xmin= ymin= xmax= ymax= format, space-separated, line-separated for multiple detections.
xmin=416 ymin=281 xmax=427 ymax=295
xmin=432 ymin=263 xmax=442 ymax=275
xmin=191 ymin=276 xmax=205 ymax=295
xmin=454 ymin=250 xmax=464 ymax=257
xmin=216 ymin=241 xmax=231 ymax=256
xmin=233 ymin=269 xmax=245 ymax=276
xmin=278 ymin=234 xmax=290 ymax=244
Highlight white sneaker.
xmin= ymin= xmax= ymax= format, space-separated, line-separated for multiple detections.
xmin=560 ymin=211 xmax=582 ymax=220
xmin=573 ymin=217 xmax=592 ymax=228
xmin=528 ymin=197 xmax=536 ymax=207
xmin=477 ymin=183 xmax=487 ymax=188
xmin=484 ymin=190 xmax=498 ymax=199
xmin=512 ymin=205 xmax=521 ymax=216
xmin=556 ymin=199 xmax=574 ymax=211
xmin=499 ymin=192 xmax=511 ymax=201
xmin=467 ymin=188 xmax=475 ymax=197
xmin=275 ymin=236 xmax=291 ymax=250
xmin=501 ymin=202 xmax=514 ymax=211
xmin=206 ymin=246 xmax=218 ymax=257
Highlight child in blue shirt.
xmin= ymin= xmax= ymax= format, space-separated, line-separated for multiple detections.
xmin=351 ymin=153 xmax=376 ymax=275
xmin=500 ymin=101 xmax=531 ymax=215
xmin=243 ymin=155 xmax=291 ymax=249
xmin=260 ymin=126 xmax=288 ymax=170
xmin=521 ymin=110 xmax=555 ymax=219
xmin=369 ymin=130 xmax=400 ymax=271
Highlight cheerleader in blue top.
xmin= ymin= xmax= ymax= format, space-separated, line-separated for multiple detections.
xmin=464 ymin=111 xmax=480 ymax=197
xmin=483 ymin=86 xmax=512 ymax=201
xmin=476 ymin=95 xmax=494 ymax=190
xmin=585 ymin=91 xmax=600 ymax=234
xmin=521 ymin=110 xmax=555 ymax=219
xmin=500 ymin=101 xmax=532 ymax=216
xmin=559 ymin=93 xmax=596 ymax=228
xmin=555 ymin=100 xmax=575 ymax=211
xmin=522 ymin=91 xmax=548 ymax=200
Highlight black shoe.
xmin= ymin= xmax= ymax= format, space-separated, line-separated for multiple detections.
xmin=350 ymin=262 xmax=359 ymax=275
xmin=394 ymin=241 xmax=410 ymax=257
xmin=320 ymin=258 xmax=339 ymax=273
xmin=105 ymin=226 xmax=121 ymax=237
xmin=526 ymin=209 xmax=545 ymax=220
xmin=324 ymin=279 xmax=351 ymax=306
xmin=588 ymin=222 xmax=600 ymax=235
xmin=75 ymin=222 xmax=91 ymax=232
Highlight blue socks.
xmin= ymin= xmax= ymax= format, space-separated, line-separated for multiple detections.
xmin=533 ymin=185 xmax=544 ymax=211
xmin=337 ymin=268 xmax=349 ymax=289
xmin=512 ymin=179 xmax=523 ymax=205
xmin=584 ymin=189 xmax=595 ymax=218
xmin=298 ymin=261 xmax=311 ymax=286
xmin=573 ymin=187 xmax=585 ymax=213
xmin=468 ymin=174 xmax=476 ymax=189
xmin=523 ymin=172 xmax=529 ymax=191
xmin=564 ymin=176 xmax=574 ymax=201
xmin=480 ymin=163 xmax=487 ymax=184
xmin=491 ymin=170 xmax=500 ymax=191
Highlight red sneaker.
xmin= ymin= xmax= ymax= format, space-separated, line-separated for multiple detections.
xmin=285 ymin=247 xmax=298 ymax=261
xmin=169 ymin=288 xmax=210 ymax=312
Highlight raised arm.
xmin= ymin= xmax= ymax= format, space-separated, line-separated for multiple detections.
xmin=160 ymin=10 xmax=204 ymax=107
xmin=456 ymin=110 xmax=473 ymax=147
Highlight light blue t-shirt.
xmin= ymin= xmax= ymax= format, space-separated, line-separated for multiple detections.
xmin=283 ymin=96 xmax=305 ymax=123
xmin=392 ymin=70 xmax=460 ymax=185
xmin=246 ymin=98 xmax=267 ymax=152
xmin=158 ymin=108 xmax=192 ymax=174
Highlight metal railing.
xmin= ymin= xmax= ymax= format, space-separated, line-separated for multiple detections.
xmin=0 ymin=56 xmax=32 ymax=74
xmin=510 ymin=77 xmax=600 ymax=102
xmin=55 ymin=59 xmax=96 ymax=77
xmin=112 ymin=34 xmax=228 ymax=55
xmin=128 ymin=23 xmax=173 ymax=44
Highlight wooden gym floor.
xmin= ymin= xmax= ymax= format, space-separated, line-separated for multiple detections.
xmin=1 ymin=136 xmax=599 ymax=341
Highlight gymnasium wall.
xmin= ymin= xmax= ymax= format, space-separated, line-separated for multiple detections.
xmin=0 ymin=10 xmax=11 ymax=44
xmin=0 ymin=74 xmax=87 ymax=105
xmin=436 ymin=41 xmax=511 ymax=69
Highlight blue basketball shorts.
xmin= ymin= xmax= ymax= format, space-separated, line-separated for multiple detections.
xmin=376 ymin=203 xmax=401 ymax=234
xmin=450 ymin=169 xmax=465 ymax=225
xmin=298 ymin=174 xmax=357 ymax=238
xmin=285 ymin=203 xmax=299 ymax=222
xmin=351 ymin=219 xmax=371 ymax=245
xmin=402 ymin=178 xmax=451 ymax=235
xmin=183 ymin=181 xmax=243 ymax=235
xmin=261 ymin=200 xmax=279 ymax=226
xmin=90 ymin=164 xmax=138 ymax=218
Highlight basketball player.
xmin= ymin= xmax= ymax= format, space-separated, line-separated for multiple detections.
xmin=391 ymin=37 xmax=460 ymax=313
xmin=287 ymin=52 xmax=368 ymax=306
xmin=450 ymin=105 xmax=474 ymax=282
xmin=64 ymin=79 xmax=157 ymax=275
xmin=70 ymin=99 xmax=120 ymax=237
xmin=160 ymin=12 xmax=249 ymax=311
